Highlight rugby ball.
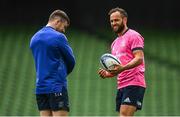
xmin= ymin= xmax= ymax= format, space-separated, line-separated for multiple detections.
xmin=100 ymin=53 xmax=121 ymax=70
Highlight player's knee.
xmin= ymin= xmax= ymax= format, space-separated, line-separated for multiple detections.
xmin=120 ymin=108 xmax=135 ymax=116
xmin=120 ymin=110 xmax=129 ymax=116
xmin=52 ymin=110 xmax=68 ymax=116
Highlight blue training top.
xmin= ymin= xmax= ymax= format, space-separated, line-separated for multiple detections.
xmin=30 ymin=26 xmax=75 ymax=94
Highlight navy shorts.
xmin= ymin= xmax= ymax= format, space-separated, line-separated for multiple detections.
xmin=116 ymin=85 xmax=146 ymax=111
xmin=36 ymin=87 xmax=69 ymax=111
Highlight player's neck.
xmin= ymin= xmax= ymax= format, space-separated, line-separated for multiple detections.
xmin=118 ymin=27 xmax=128 ymax=37
xmin=46 ymin=23 xmax=56 ymax=30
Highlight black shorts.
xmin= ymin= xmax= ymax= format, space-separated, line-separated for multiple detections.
xmin=36 ymin=87 xmax=69 ymax=111
xmin=116 ymin=85 xmax=146 ymax=111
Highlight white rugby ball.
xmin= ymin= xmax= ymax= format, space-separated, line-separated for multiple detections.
xmin=100 ymin=53 xmax=121 ymax=70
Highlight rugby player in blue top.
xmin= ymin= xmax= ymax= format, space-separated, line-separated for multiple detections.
xmin=30 ymin=10 xmax=75 ymax=116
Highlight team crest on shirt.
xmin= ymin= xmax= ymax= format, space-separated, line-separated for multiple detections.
xmin=120 ymin=40 xmax=126 ymax=47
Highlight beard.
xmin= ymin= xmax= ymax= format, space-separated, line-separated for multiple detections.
xmin=113 ymin=23 xmax=125 ymax=34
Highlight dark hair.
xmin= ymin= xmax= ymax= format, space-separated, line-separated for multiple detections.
xmin=49 ymin=10 xmax=70 ymax=25
xmin=108 ymin=7 xmax=128 ymax=18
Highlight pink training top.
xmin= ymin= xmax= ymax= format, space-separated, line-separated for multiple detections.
xmin=111 ymin=29 xmax=146 ymax=89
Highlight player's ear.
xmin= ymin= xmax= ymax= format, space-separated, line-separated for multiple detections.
xmin=54 ymin=17 xmax=61 ymax=25
xmin=123 ymin=17 xmax=127 ymax=24
xmin=56 ymin=19 xmax=61 ymax=24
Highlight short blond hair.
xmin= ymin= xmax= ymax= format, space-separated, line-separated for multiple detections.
xmin=49 ymin=10 xmax=70 ymax=25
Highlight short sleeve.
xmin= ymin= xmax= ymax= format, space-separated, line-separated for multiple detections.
xmin=130 ymin=34 xmax=144 ymax=52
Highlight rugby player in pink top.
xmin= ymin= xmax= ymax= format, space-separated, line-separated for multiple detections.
xmin=98 ymin=7 xmax=146 ymax=116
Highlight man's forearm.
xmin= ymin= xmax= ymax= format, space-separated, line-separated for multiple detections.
xmin=122 ymin=56 xmax=143 ymax=71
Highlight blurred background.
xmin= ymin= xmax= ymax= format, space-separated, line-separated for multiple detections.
xmin=0 ymin=0 xmax=180 ymax=116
